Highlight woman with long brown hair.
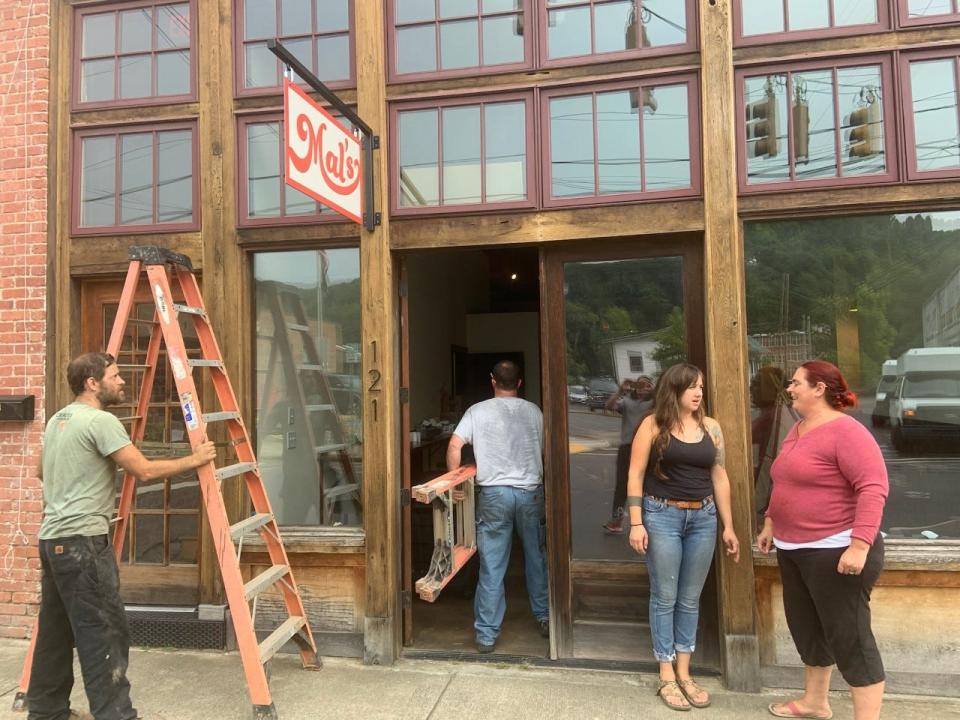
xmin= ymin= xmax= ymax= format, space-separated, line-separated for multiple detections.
xmin=626 ymin=363 xmax=740 ymax=711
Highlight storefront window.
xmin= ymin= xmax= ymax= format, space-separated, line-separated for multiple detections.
xmin=745 ymin=212 xmax=960 ymax=543
xmin=254 ymin=249 xmax=363 ymax=527
xmin=737 ymin=0 xmax=882 ymax=41
xmin=740 ymin=60 xmax=895 ymax=190
xmin=902 ymin=53 xmax=960 ymax=178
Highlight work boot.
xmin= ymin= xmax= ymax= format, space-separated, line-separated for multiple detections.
xmin=476 ymin=640 xmax=495 ymax=654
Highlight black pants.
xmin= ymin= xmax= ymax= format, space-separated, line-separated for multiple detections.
xmin=27 ymin=535 xmax=138 ymax=720
xmin=611 ymin=443 xmax=631 ymax=516
xmin=777 ymin=536 xmax=885 ymax=687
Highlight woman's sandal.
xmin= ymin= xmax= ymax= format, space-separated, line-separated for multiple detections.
xmin=657 ymin=680 xmax=692 ymax=711
xmin=677 ymin=678 xmax=711 ymax=708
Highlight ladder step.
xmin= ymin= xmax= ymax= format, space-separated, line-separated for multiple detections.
xmin=258 ymin=616 xmax=306 ymax=665
xmin=127 ymin=317 xmax=158 ymax=326
xmin=244 ymin=564 xmax=289 ymax=600
xmin=203 ymin=411 xmax=241 ymax=423
xmin=118 ymin=364 xmax=150 ymax=370
xmin=215 ymin=462 xmax=257 ymax=482
xmin=116 ymin=415 xmax=143 ymax=423
xmin=287 ymin=323 xmax=310 ymax=332
xmin=173 ymin=303 xmax=206 ymax=316
xmin=315 ymin=443 xmax=347 ymax=455
xmin=297 ymin=364 xmax=323 ymax=372
xmin=188 ymin=359 xmax=224 ymax=368
xmin=230 ymin=512 xmax=274 ymax=541
xmin=304 ymin=404 xmax=335 ymax=412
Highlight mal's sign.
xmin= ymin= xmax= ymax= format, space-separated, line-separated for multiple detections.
xmin=284 ymin=78 xmax=362 ymax=223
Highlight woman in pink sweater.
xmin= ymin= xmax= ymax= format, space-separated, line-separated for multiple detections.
xmin=758 ymin=360 xmax=888 ymax=720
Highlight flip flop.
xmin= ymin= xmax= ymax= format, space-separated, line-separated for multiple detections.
xmin=768 ymin=701 xmax=833 ymax=719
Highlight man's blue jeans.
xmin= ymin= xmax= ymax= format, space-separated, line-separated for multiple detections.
xmin=475 ymin=485 xmax=549 ymax=645
xmin=643 ymin=496 xmax=717 ymax=662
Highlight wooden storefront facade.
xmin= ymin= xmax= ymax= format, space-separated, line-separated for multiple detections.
xmin=43 ymin=0 xmax=960 ymax=694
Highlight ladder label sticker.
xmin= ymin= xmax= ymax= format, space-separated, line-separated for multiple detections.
xmin=180 ymin=391 xmax=200 ymax=431
xmin=170 ymin=353 xmax=187 ymax=380
xmin=153 ymin=283 xmax=171 ymax=324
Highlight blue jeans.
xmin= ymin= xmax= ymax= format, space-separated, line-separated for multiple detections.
xmin=643 ymin=496 xmax=717 ymax=662
xmin=474 ymin=485 xmax=549 ymax=645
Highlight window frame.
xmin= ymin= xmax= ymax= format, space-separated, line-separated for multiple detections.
xmin=735 ymin=55 xmax=899 ymax=194
xmin=237 ymin=112 xmax=357 ymax=228
xmin=732 ymin=0 xmax=888 ymax=47
xmin=900 ymin=49 xmax=960 ymax=181
xmin=897 ymin=0 xmax=960 ymax=28
xmin=71 ymin=121 xmax=200 ymax=236
xmin=537 ymin=0 xmax=699 ymax=69
xmin=72 ymin=0 xmax=197 ymax=111
xmin=539 ymin=73 xmax=702 ymax=208
xmin=233 ymin=0 xmax=356 ymax=98
xmin=387 ymin=0 xmax=535 ymax=82
xmin=389 ymin=91 xmax=539 ymax=216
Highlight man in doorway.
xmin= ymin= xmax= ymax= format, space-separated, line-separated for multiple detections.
xmin=446 ymin=360 xmax=548 ymax=654
xmin=28 ymin=352 xmax=216 ymax=720
xmin=602 ymin=376 xmax=655 ymax=534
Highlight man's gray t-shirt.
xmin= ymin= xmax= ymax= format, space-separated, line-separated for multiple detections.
xmin=453 ymin=397 xmax=543 ymax=489
xmin=40 ymin=402 xmax=132 ymax=539
xmin=616 ymin=395 xmax=654 ymax=446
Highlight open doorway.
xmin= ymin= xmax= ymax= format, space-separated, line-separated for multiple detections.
xmin=401 ymin=246 xmax=546 ymax=657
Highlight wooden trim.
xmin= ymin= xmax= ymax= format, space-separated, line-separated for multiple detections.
xmin=399 ymin=258 xmax=412 ymax=646
xmin=737 ymin=180 xmax=960 ymax=218
xmin=70 ymin=103 xmax=200 ymax=126
xmin=69 ymin=234 xmax=203 ymax=275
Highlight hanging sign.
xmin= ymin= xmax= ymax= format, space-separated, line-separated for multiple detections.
xmin=283 ymin=78 xmax=362 ymax=224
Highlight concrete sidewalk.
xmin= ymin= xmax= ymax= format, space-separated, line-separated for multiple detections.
xmin=0 ymin=639 xmax=957 ymax=720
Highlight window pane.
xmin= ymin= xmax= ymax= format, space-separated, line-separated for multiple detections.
xmin=254 ymin=249 xmax=363 ymax=527
xmin=910 ymin=60 xmax=960 ymax=172
xmin=120 ymin=133 xmax=154 ymax=225
xmin=548 ymin=7 xmax=591 ymax=59
xmin=316 ymin=0 xmax=350 ymax=32
xmin=135 ymin=478 xmax=164 ymax=509
xmin=245 ymin=0 xmax=277 ymax=39
xmin=642 ymin=0 xmax=687 ymax=47
xmin=81 ymin=59 xmax=115 ymax=103
xmin=440 ymin=0 xmax=478 ymax=17
xmin=839 ymin=65 xmax=885 ymax=177
xmin=744 ymin=212 xmax=960 ymax=543
xmin=397 ymin=0 xmax=436 ymax=23
xmin=81 ymin=136 xmax=116 ymax=227
xmin=156 ymin=50 xmax=190 ymax=95
xmin=397 ymin=24 xmax=437 ymax=74
xmin=442 ymin=106 xmax=481 ymax=205
xmin=82 ymin=13 xmax=116 ymax=57
xmin=399 ymin=109 xmax=440 ymax=206
xmin=317 ymin=34 xmax=351 ymax=82
xmin=245 ymin=42 xmax=278 ymax=87
xmin=485 ymin=101 xmax=526 ymax=202
xmin=483 ymin=0 xmax=521 ymax=9
xmin=741 ymin=0 xmax=784 ymax=35
xmin=792 ymin=70 xmax=837 ymax=180
xmin=787 ymin=0 xmax=829 ymax=31
xmin=597 ymin=90 xmax=640 ymax=194
xmin=248 ymin=123 xmax=281 ymax=217
xmin=158 ymin=130 xmax=193 ymax=223
xmin=157 ymin=3 xmax=191 ymax=48
xmin=907 ymin=0 xmax=952 ymax=17
xmin=745 ymin=74 xmax=790 ymax=184
xmin=120 ymin=8 xmax=152 ymax=53
xmin=550 ymin=94 xmax=595 ymax=197
xmin=482 ymin=14 xmax=524 ymax=65
xmin=286 ymin=36 xmax=314 ymax=75
xmin=834 ymin=0 xmax=877 ymax=26
xmin=440 ymin=19 xmax=480 ymax=69
xmin=595 ymin=0 xmax=635 ymax=54
xmin=643 ymin=84 xmax=690 ymax=190
xmin=119 ymin=54 xmax=151 ymax=99
xmin=285 ymin=184 xmax=318 ymax=215
xmin=134 ymin=515 xmax=163 ymax=563
xmin=281 ymin=0 xmax=312 ymax=35
xmin=169 ymin=515 xmax=199 ymax=564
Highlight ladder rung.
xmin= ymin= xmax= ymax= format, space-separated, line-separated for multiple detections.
xmin=315 ymin=443 xmax=347 ymax=455
xmin=127 ymin=318 xmax=158 ymax=326
xmin=304 ymin=404 xmax=334 ymax=412
xmin=203 ymin=411 xmax=241 ymax=423
xmin=116 ymin=415 xmax=143 ymax=423
xmin=245 ymin=564 xmax=289 ymax=600
xmin=188 ymin=359 xmax=223 ymax=368
xmin=287 ymin=323 xmax=310 ymax=332
xmin=230 ymin=512 xmax=274 ymax=541
xmin=173 ymin=303 xmax=205 ymax=316
xmin=215 ymin=462 xmax=257 ymax=482
xmin=258 ymin=616 xmax=306 ymax=665
xmin=297 ymin=364 xmax=323 ymax=372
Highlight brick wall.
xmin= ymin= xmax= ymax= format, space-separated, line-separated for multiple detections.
xmin=0 ymin=0 xmax=50 ymax=639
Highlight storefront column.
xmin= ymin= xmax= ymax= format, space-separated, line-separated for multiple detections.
xmin=356 ymin=0 xmax=401 ymax=664
xmin=699 ymin=0 xmax=761 ymax=692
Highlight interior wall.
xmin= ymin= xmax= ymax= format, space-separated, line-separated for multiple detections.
xmin=466 ymin=312 xmax=542 ymax=408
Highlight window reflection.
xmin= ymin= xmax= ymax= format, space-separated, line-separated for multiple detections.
xmin=745 ymin=213 xmax=960 ymax=540
xmin=547 ymin=0 xmax=688 ymax=59
xmin=907 ymin=0 xmax=954 ymax=18
xmin=254 ymin=250 xmax=363 ymax=526
xmin=741 ymin=0 xmax=877 ymax=36
xmin=909 ymin=59 xmax=960 ymax=172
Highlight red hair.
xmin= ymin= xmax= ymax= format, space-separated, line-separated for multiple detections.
xmin=800 ymin=360 xmax=858 ymax=410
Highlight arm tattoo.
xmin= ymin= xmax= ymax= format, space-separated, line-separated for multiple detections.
xmin=709 ymin=424 xmax=725 ymax=467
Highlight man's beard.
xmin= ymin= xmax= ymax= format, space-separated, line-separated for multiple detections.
xmin=97 ymin=387 xmax=124 ymax=407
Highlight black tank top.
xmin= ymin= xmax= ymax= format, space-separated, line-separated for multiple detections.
xmin=643 ymin=431 xmax=716 ymax=501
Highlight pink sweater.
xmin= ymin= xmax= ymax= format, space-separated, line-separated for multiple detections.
xmin=768 ymin=415 xmax=888 ymax=545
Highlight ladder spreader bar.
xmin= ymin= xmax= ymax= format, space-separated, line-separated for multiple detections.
xmin=204 ymin=411 xmax=241 ymax=423
xmin=188 ymin=359 xmax=224 ymax=368
xmin=173 ymin=303 xmax=205 ymax=316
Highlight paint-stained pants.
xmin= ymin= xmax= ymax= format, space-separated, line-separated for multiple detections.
xmin=27 ymin=535 xmax=138 ymax=720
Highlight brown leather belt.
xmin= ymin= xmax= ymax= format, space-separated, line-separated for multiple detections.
xmin=647 ymin=495 xmax=713 ymax=510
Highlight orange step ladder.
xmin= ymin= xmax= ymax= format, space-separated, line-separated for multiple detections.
xmin=13 ymin=246 xmax=319 ymax=719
